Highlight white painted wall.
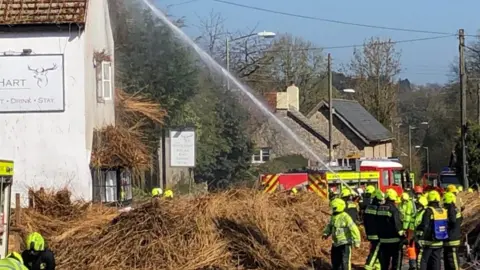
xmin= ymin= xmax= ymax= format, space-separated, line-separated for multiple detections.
xmin=84 ymin=0 xmax=116 ymax=154
xmin=0 ymin=31 xmax=91 ymax=203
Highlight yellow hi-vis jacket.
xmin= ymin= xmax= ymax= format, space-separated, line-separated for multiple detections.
xmin=0 ymin=258 xmax=28 ymax=270
xmin=400 ymin=199 xmax=415 ymax=230
xmin=323 ymin=211 xmax=361 ymax=247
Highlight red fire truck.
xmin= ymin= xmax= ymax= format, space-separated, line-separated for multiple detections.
xmin=260 ymin=158 xmax=411 ymax=200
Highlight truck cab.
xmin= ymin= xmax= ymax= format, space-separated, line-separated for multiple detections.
xmin=359 ymin=158 xmax=410 ymax=195
xmin=438 ymin=169 xmax=461 ymax=190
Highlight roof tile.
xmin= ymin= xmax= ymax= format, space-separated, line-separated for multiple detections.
xmin=0 ymin=0 xmax=88 ymax=25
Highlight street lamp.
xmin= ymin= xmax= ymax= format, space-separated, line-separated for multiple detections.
xmin=415 ymin=145 xmax=430 ymax=177
xmin=408 ymin=121 xmax=429 ymax=170
xmin=225 ymin=31 xmax=276 ymax=90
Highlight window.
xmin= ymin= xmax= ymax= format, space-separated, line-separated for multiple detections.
xmin=92 ymin=169 xmax=117 ymax=203
xmin=98 ymin=61 xmax=112 ymax=101
xmin=252 ymin=148 xmax=271 ymax=163
xmin=382 ymin=170 xmax=389 ymax=187
xmin=393 ymin=170 xmax=402 ymax=185
xmin=120 ymin=170 xmax=133 ymax=202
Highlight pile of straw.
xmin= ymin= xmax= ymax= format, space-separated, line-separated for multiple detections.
xmin=14 ymin=190 xmax=480 ymax=270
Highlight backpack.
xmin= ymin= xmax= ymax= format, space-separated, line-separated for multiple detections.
xmin=430 ymin=207 xmax=449 ymax=240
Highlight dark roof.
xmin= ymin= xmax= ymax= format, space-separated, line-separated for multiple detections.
xmin=287 ymin=108 xmax=329 ymax=145
xmin=0 ymin=0 xmax=88 ymax=25
xmin=307 ymin=99 xmax=393 ymax=143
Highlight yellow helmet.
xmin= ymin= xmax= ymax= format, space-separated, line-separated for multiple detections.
xmin=365 ymin=185 xmax=376 ymax=194
xmin=330 ymin=198 xmax=346 ymax=213
xmin=468 ymin=188 xmax=474 ymax=193
xmin=6 ymin=252 xmax=23 ymax=264
xmin=374 ymin=190 xmax=384 ymax=200
xmin=163 ymin=189 xmax=174 ymax=198
xmin=457 ymin=186 xmax=463 ymax=192
xmin=446 ymin=185 xmax=458 ymax=194
xmin=417 ymin=196 xmax=428 ymax=207
xmin=26 ymin=232 xmax=45 ymax=252
xmin=340 ymin=187 xmax=352 ymax=198
xmin=385 ymin=188 xmax=398 ymax=201
xmin=443 ymin=192 xmax=456 ymax=204
xmin=401 ymin=192 xmax=410 ymax=201
xmin=151 ymin=188 xmax=163 ymax=197
xmin=427 ymin=190 xmax=441 ymax=202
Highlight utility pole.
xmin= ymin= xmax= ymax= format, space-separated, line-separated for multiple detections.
xmin=459 ymin=28 xmax=468 ymax=189
xmin=408 ymin=125 xmax=413 ymax=170
xmin=477 ymin=82 xmax=480 ymax=124
xmin=328 ymin=53 xmax=333 ymax=163
xmin=225 ymin=38 xmax=230 ymax=91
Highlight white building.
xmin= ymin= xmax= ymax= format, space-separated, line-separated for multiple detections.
xmin=0 ymin=0 xmax=115 ymax=203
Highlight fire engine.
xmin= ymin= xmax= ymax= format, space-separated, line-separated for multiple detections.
xmin=260 ymin=157 xmax=412 ymax=200
xmin=0 ymin=159 xmax=13 ymax=258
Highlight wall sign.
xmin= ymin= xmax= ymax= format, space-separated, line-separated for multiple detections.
xmin=169 ymin=128 xmax=196 ymax=167
xmin=0 ymin=54 xmax=65 ymax=113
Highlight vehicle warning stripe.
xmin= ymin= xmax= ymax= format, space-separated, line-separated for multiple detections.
xmin=308 ymin=174 xmax=328 ymax=199
xmin=263 ymin=174 xmax=279 ymax=194
xmin=262 ymin=174 xmax=272 ymax=185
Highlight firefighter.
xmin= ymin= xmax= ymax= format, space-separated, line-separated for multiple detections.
xmin=416 ymin=190 xmax=446 ymax=270
xmin=446 ymin=184 xmax=464 ymax=211
xmin=322 ymin=198 xmax=361 ymax=270
xmin=151 ymin=187 xmax=163 ymax=198
xmin=413 ymin=186 xmax=424 ymax=200
xmin=443 ymin=192 xmax=462 ymax=270
xmin=399 ymin=192 xmax=414 ymax=231
xmin=22 ymin=232 xmax=56 ymax=270
xmin=377 ymin=188 xmax=404 ymax=270
xmin=0 ymin=252 xmax=28 ymax=270
xmin=340 ymin=187 xmax=359 ymax=223
xmin=363 ymin=190 xmax=383 ymax=270
xmin=163 ymin=189 xmax=174 ymax=199
xmin=400 ymin=192 xmax=416 ymax=269
xmin=413 ymin=196 xmax=429 ymax=267
xmin=359 ymin=185 xmax=375 ymax=220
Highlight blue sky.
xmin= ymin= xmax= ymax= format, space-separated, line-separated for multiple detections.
xmin=155 ymin=0 xmax=480 ymax=85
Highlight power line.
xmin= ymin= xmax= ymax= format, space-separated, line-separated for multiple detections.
xmin=256 ymin=35 xmax=456 ymax=53
xmin=213 ymin=0 xmax=476 ymax=37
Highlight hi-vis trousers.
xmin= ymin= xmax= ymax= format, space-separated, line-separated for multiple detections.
xmin=364 ymin=241 xmax=381 ymax=270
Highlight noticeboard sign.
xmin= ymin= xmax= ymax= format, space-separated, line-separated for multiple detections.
xmin=169 ymin=128 xmax=196 ymax=167
xmin=0 ymin=54 xmax=65 ymax=113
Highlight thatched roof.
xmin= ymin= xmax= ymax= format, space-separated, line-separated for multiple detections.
xmin=91 ymin=89 xmax=167 ymax=169
xmin=91 ymin=126 xmax=151 ymax=170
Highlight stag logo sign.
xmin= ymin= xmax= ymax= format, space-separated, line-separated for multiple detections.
xmin=0 ymin=54 xmax=64 ymax=113
xmin=28 ymin=63 xmax=58 ymax=88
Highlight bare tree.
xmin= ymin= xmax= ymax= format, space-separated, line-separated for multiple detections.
xmin=348 ymin=37 xmax=401 ymax=128
xmin=262 ymin=34 xmax=326 ymax=113
xmin=196 ymin=11 xmax=272 ymax=81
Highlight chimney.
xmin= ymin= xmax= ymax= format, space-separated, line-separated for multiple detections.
xmin=264 ymin=91 xmax=277 ymax=112
xmin=286 ymin=81 xmax=299 ymax=110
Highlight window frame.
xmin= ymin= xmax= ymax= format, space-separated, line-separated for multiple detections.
xmin=101 ymin=61 xmax=112 ymax=100
xmin=251 ymin=148 xmax=271 ymax=164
